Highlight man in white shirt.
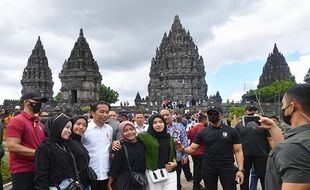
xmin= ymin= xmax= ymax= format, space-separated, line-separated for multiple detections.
xmin=134 ymin=111 xmax=148 ymax=134
xmin=82 ymin=101 xmax=113 ymax=190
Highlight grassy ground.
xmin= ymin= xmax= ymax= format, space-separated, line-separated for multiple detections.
xmin=1 ymin=144 xmax=10 ymax=184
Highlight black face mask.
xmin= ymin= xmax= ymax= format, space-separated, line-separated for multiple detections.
xmin=30 ymin=102 xmax=42 ymax=114
xmin=281 ymin=104 xmax=292 ymax=125
xmin=208 ymin=113 xmax=220 ymax=124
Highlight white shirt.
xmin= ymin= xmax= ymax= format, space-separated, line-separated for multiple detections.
xmin=82 ymin=120 xmax=113 ymax=180
xmin=134 ymin=123 xmax=148 ymax=134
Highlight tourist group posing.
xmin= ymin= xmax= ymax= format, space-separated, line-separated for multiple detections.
xmin=3 ymin=83 xmax=310 ymax=190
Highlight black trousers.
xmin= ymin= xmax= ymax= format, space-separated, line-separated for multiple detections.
xmin=176 ymin=161 xmax=183 ymax=190
xmin=240 ymin=155 xmax=268 ymax=190
xmin=89 ymin=179 xmax=108 ymax=190
xmin=202 ymin=166 xmax=236 ymax=190
xmin=182 ymin=159 xmax=193 ymax=180
xmin=192 ymin=154 xmax=204 ymax=189
xmin=11 ymin=172 xmax=35 ymax=190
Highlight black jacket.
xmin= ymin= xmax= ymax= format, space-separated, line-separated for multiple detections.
xmin=69 ymin=134 xmax=90 ymax=185
xmin=35 ymin=140 xmax=76 ymax=190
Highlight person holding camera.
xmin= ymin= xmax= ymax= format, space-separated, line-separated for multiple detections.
xmin=260 ymin=84 xmax=310 ymax=190
xmin=235 ymin=105 xmax=274 ymax=190
xmin=176 ymin=106 xmax=244 ymax=190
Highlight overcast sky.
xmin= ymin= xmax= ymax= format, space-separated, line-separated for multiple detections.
xmin=0 ymin=0 xmax=309 ymax=105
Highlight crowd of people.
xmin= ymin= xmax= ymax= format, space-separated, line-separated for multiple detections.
xmin=0 ymin=83 xmax=309 ymax=190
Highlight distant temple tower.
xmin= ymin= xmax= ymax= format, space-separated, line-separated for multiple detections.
xmin=258 ymin=44 xmax=295 ymax=88
xmin=148 ymin=15 xmax=208 ymax=104
xmin=59 ymin=29 xmax=102 ymax=106
xmin=21 ymin=36 xmax=54 ymax=101
xmin=304 ymin=68 xmax=310 ymax=84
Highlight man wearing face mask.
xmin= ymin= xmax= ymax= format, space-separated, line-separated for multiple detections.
xmin=260 ymin=84 xmax=310 ymax=190
xmin=176 ymin=106 xmax=244 ymax=190
xmin=6 ymin=92 xmax=47 ymax=190
xmin=235 ymin=105 xmax=273 ymax=190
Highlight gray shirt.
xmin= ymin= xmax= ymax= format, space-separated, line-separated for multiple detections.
xmin=265 ymin=124 xmax=310 ymax=190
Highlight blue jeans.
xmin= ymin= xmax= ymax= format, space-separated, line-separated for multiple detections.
xmin=250 ymin=167 xmax=258 ymax=190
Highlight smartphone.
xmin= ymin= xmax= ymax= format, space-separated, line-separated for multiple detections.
xmin=242 ymin=116 xmax=261 ymax=126
xmin=172 ymin=132 xmax=178 ymax=141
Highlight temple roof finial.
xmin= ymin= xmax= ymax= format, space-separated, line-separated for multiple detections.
xmin=79 ymin=28 xmax=84 ymax=37
xmin=273 ymin=43 xmax=278 ymax=54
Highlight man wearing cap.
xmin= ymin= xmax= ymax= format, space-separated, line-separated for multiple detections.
xmin=6 ymin=92 xmax=47 ymax=190
xmin=176 ymin=106 xmax=244 ymax=190
xmin=235 ymin=105 xmax=273 ymax=190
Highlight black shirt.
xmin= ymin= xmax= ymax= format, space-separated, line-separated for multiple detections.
xmin=236 ymin=121 xmax=271 ymax=156
xmin=194 ymin=123 xmax=240 ymax=169
xmin=109 ymin=140 xmax=146 ymax=178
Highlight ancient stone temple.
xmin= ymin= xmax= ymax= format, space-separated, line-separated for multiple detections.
xmin=258 ymin=44 xmax=295 ymax=88
xmin=21 ymin=36 xmax=54 ymax=101
xmin=304 ymin=68 xmax=310 ymax=84
xmin=59 ymin=29 xmax=102 ymax=107
xmin=148 ymin=15 xmax=208 ymax=104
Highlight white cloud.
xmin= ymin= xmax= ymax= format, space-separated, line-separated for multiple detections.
xmin=288 ymin=54 xmax=310 ymax=83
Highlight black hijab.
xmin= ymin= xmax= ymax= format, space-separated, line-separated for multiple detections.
xmin=147 ymin=113 xmax=171 ymax=168
xmin=70 ymin=116 xmax=88 ymax=141
xmin=48 ymin=114 xmax=71 ymax=144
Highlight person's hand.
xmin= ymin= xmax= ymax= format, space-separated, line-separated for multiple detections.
xmin=235 ymin=171 xmax=244 ymax=185
xmin=112 ymin=140 xmax=122 ymax=151
xmin=259 ymin=116 xmax=277 ymax=130
xmin=165 ymin=162 xmax=177 ymax=171
xmin=181 ymin=156 xmax=188 ymax=165
xmin=107 ymin=184 xmax=112 ymax=190
xmin=175 ymin=141 xmax=184 ymax=152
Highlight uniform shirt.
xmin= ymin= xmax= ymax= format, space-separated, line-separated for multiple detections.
xmin=265 ymin=124 xmax=310 ymax=190
xmin=194 ymin=123 xmax=240 ymax=169
xmin=236 ymin=121 xmax=271 ymax=156
xmin=167 ymin=122 xmax=188 ymax=161
xmin=6 ymin=111 xmax=45 ymax=173
xmin=82 ymin=120 xmax=113 ymax=180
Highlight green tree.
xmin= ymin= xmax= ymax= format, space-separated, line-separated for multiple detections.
xmin=242 ymin=80 xmax=295 ymax=103
xmin=53 ymin=92 xmax=61 ymax=103
xmin=229 ymin=106 xmax=246 ymax=119
xmin=99 ymin=84 xmax=119 ymax=104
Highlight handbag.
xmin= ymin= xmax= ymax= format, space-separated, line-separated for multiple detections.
xmin=67 ymin=152 xmax=83 ymax=190
xmin=147 ymin=168 xmax=168 ymax=183
xmin=86 ymin=167 xmax=97 ymax=181
xmin=123 ymin=142 xmax=148 ymax=186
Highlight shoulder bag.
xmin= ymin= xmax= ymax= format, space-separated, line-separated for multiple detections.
xmin=123 ymin=142 xmax=148 ymax=186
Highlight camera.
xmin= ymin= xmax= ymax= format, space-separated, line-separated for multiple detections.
xmin=242 ymin=116 xmax=261 ymax=126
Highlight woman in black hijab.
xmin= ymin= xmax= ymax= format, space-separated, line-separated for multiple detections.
xmin=35 ymin=114 xmax=77 ymax=190
xmin=69 ymin=116 xmax=92 ymax=190
xmin=137 ymin=113 xmax=177 ymax=190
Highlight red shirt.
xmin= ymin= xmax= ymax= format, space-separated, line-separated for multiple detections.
xmin=187 ymin=123 xmax=205 ymax=155
xmin=6 ymin=111 xmax=45 ymax=173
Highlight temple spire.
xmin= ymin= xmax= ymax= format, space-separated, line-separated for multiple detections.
xmin=273 ymin=43 xmax=279 ymax=54
xmin=79 ymin=28 xmax=84 ymax=37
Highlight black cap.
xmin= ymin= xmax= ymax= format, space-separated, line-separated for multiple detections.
xmin=20 ymin=92 xmax=48 ymax=103
xmin=206 ymin=105 xmax=223 ymax=114
xmin=118 ymin=110 xmax=128 ymax=116
xmin=245 ymin=104 xmax=258 ymax=111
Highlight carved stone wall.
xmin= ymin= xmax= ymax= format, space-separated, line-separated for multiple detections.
xmin=148 ymin=15 xmax=208 ymax=104
xmin=21 ymin=37 xmax=54 ymax=101
xmin=59 ymin=29 xmax=102 ymax=107
xmin=258 ymin=44 xmax=295 ymax=88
